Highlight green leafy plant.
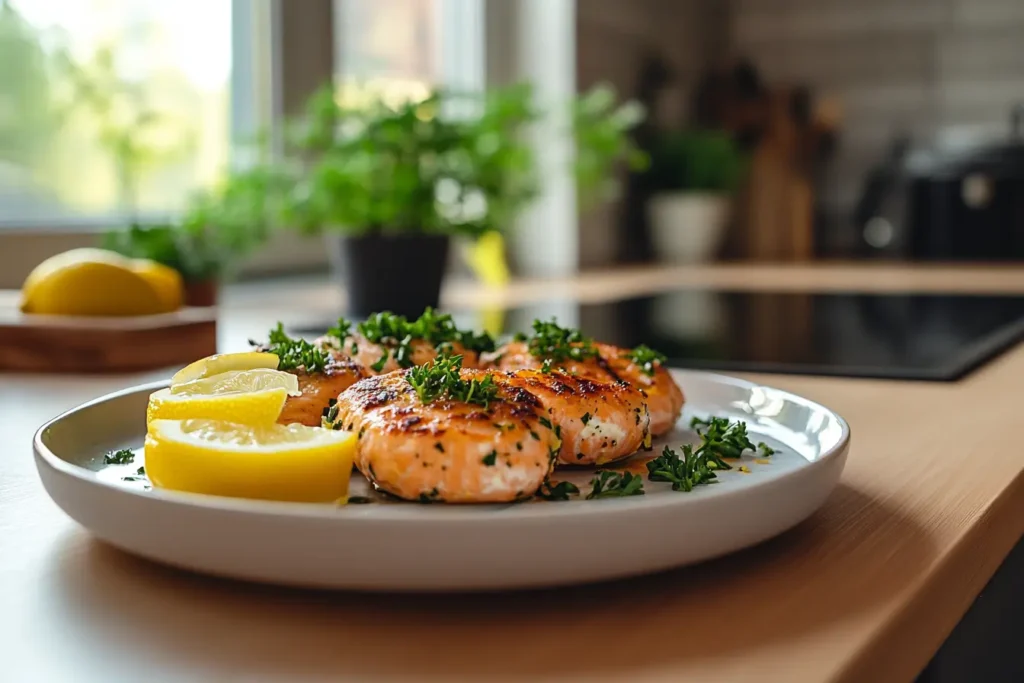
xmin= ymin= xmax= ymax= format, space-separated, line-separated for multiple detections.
xmin=572 ymin=84 xmax=647 ymax=209
xmin=647 ymin=129 xmax=746 ymax=194
xmin=279 ymin=81 xmax=643 ymax=237
xmin=101 ymin=160 xmax=286 ymax=281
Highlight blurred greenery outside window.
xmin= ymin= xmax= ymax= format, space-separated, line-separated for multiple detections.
xmin=0 ymin=0 xmax=232 ymax=227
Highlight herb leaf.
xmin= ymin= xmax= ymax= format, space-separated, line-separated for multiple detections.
xmin=521 ymin=318 xmax=598 ymax=364
xmin=690 ymin=416 xmax=756 ymax=462
xmin=647 ymin=416 xmax=769 ymax=493
xmin=263 ymin=323 xmax=329 ymax=372
xmin=646 ymin=445 xmax=721 ymax=492
xmin=586 ymin=470 xmax=645 ymax=499
xmin=624 ymin=344 xmax=667 ymax=377
xmin=537 ymin=479 xmax=580 ymax=501
xmin=326 ymin=316 xmax=352 ymax=342
xmin=406 ymin=353 xmax=500 ymax=408
xmin=103 ymin=449 xmax=135 ymax=465
xmin=758 ymin=442 xmax=776 ymax=457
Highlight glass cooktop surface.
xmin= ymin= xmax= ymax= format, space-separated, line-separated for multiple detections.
xmin=292 ymin=290 xmax=1024 ymax=381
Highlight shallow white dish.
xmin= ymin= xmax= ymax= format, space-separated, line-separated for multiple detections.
xmin=34 ymin=370 xmax=849 ymax=591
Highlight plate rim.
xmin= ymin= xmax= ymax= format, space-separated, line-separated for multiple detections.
xmin=33 ymin=370 xmax=851 ymax=524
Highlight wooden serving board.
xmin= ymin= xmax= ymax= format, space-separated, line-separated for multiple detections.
xmin=0 ymin=292 xmax=217 ymax=373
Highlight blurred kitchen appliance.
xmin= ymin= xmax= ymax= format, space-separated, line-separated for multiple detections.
xmin=855 ymin=106 xmax=1024 ymax=260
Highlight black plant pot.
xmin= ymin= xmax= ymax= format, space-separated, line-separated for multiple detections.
xmin=330 ymin=232 xmax=451 ymax=319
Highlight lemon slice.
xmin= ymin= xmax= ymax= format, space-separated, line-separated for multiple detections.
xmin=170 ymin=368 xmax=300 ymax=396
xmin=145 ymin=419 xmax=356 ymax=502
xmin=148 ymin=370 xmax=298 ymax=426
xmin=171 ymin=351 xmax=280 ymax=386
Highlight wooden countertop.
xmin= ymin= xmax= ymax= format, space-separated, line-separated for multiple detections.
xmin=2 ymin=263 xmax=1024 ymax=683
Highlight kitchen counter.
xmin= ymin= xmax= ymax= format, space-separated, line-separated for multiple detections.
xmin=2 ymin=262 xmax=1023 ymax=683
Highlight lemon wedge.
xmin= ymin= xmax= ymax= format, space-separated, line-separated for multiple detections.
xmin=145 ymin=419 xmax=356 ymax=502
xmin=148 ymin=369 xmax=299 ymax=426
xmin=172 ymin=351 xmax=281 ymax=386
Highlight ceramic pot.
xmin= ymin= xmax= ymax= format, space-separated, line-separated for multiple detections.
xmin=648 ymin=193 xmax=731 ymax=263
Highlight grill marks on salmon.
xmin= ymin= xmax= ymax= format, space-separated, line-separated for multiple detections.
xmin=483 ymin=341 xmax=685 ymax=436
xmin=499 ymin=369 xmax=650 ymax=466
xmin=334 ymin=371 xmax=559 ymax=503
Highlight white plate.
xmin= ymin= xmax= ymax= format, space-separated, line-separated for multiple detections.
xmin=33 ymin=370 xmax=850 ymax=591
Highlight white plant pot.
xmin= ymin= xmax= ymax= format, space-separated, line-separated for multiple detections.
xmin=648 ymin=193 xmax=731 ymax=263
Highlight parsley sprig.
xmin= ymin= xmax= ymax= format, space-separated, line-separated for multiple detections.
xmin=586 ymin=470 xmax=645 ymax=499
xmin=646 ymin=445 xmax=722 ymax=491
xmin=517 ymin=318 xmax=598 ymax=364
xmin=624 ymin=344 xmax=667 ymax=377
xmin=406 ymin=353 xmax=500 ymax=408
xmin=690 ymin=416 xmax=757 ymax=460
xmin=646 ymin=416 xmax=775 ymax=493
xmin=260 ymin=323 xmax=330 ymax=373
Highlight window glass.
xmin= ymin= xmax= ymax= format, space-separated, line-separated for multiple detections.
xmin=0 ymin=0 xmax=232 ymax=226
xmin=334 ymin=0 xmax=438 ymax=104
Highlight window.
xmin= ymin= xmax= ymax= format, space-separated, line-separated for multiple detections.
xmin=335 ymin=0 xmax=437 ymax=102
xmin=0 ymin=0 xmax=233 ymax=227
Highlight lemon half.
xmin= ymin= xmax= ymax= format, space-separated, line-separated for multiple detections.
xmin=21 ymin=259 xmax=163 ymax=316
xmin=131 ymin=260 xmax=184 ymax=313
xmin=148 ymin=369 xmax=299 ymax=426
xmin=145 ymin=419 xmax=356 ymax=502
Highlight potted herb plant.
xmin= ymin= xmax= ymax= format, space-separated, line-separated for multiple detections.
xmin=280 ymin=82 xmax=643 ymax=318
xmin=645 ymin=129 xmax=746 ymax=263
xmin=102 ymin=163 xmax=285 ymax=306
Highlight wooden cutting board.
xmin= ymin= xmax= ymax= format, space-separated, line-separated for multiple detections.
xmin=0 ymin=291 xmax=217 ymax=373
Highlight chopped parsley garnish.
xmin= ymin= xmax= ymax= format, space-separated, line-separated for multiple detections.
xmin=482 ymin=450 xmax=498 ymax=466
xmin=356 ymin=308 xmax=495 ymax=371
xmin=624 ymin=344 xmax=667 ymax=377
xmin=136 ymin=466 xmax=146 ymax=476
xmin=538 ymin=416 xmax=553 ymax=430
xmin=263 ymin=322 xmax=329 ymax=372
xmin=580 ymin=412 xmax=591 ymax=425
xmin=520 ymin=318 xmax=598 ymax=364
xmin=347 ymin=496 xmax=373 ymax=504
xmin=536 ymin=480 xmax=580 ymax=501
xmin=646 ymin=445 xmax=722 ymax=491
xmin=406 ymin=353 xmax=499 ymax=408
xmin=321 ymin=401 xmax=341 ymax=429
xmin=758 ymin=442 xmax=776 ymax=457
xmin=326 ymin=316 xmax=352 ymax=342
xmin=540 ymin=358 xmax=553 ymax=374
xmin=103 ymin=449 xmax=135 ymax=465
xmin=586 ymin=470 xmax=645 ymax=499
xmin=370 ymin=352 xmax=389 ymax=373
xmin=434 ymin=442 xmax=445 ymax=453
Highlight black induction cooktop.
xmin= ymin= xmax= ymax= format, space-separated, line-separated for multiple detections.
xmin=499 ymin=291 xmax=1024 ymax=381
xmin=292 ymin=290 xmax=1024 ymax=382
